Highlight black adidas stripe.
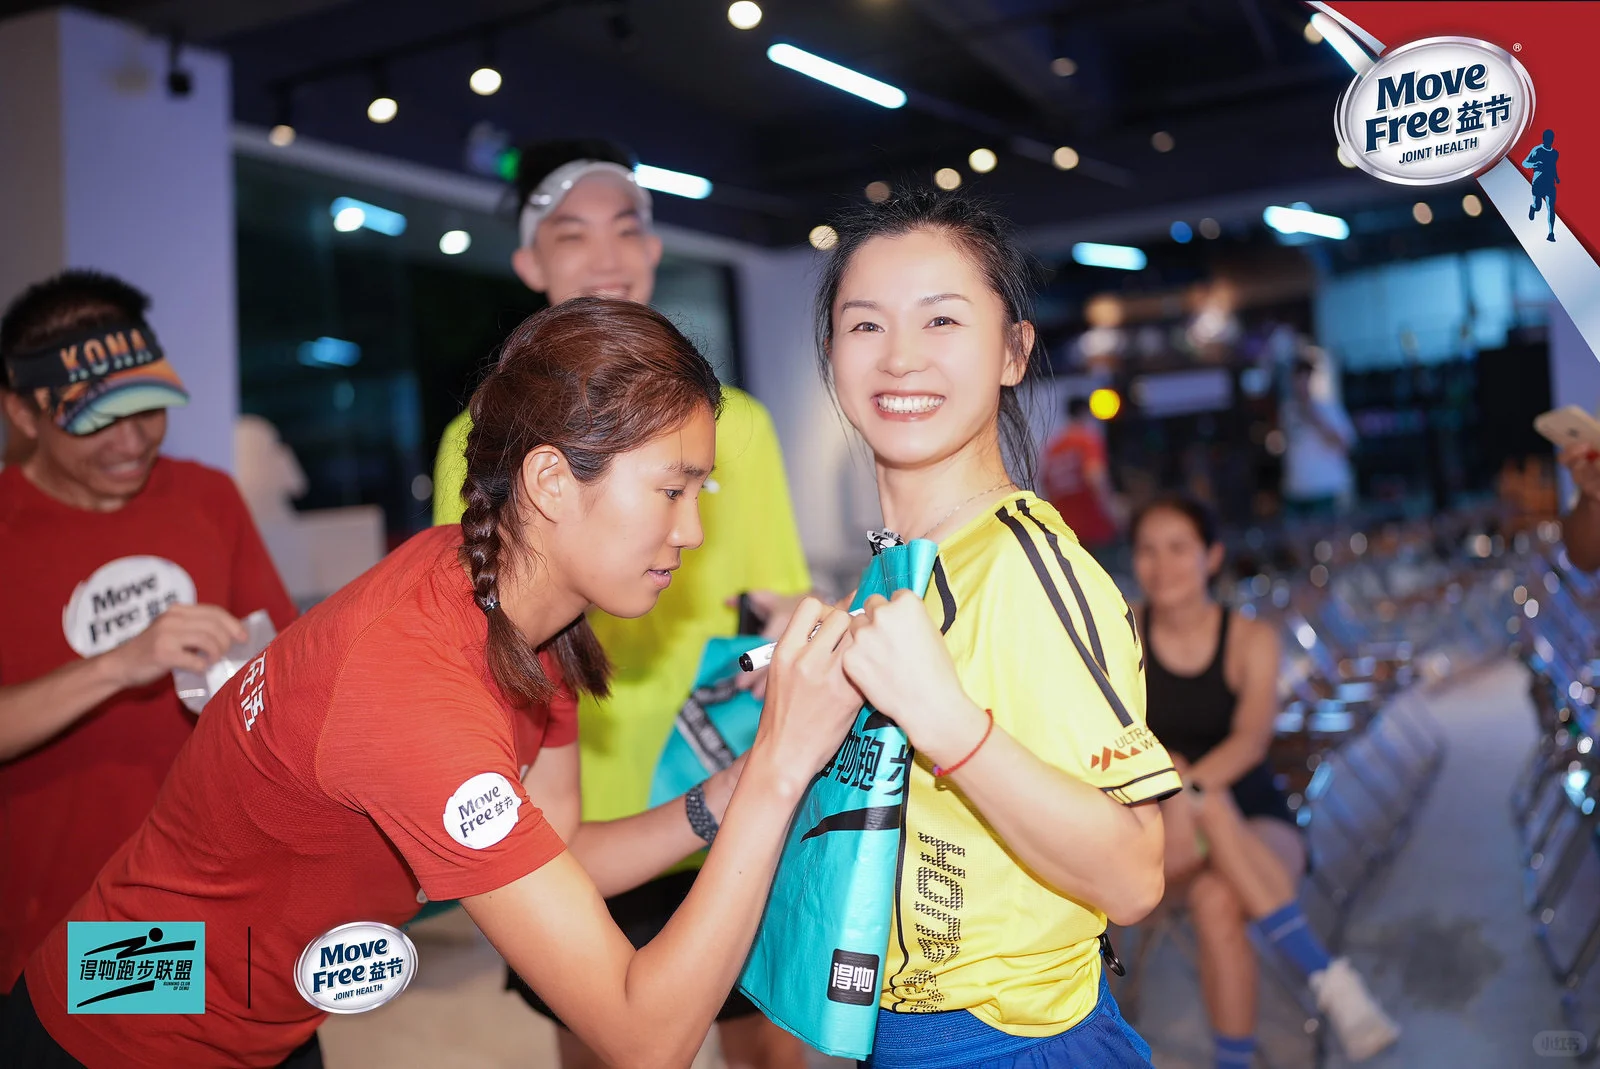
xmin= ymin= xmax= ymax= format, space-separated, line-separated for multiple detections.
xmin=932 ymin=559 xmax=957 ymax=635
xmin=1100 ymin=767 xmax=1180 ymax=794
xmin=1018 ymin=500 xmax=1106 ymax=674
xmin=996 ymin=505 xmax=1135 ymax=727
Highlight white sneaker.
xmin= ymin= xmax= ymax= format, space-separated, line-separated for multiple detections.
xmin=1310 ymin=957 xmax=1401 ymax=1062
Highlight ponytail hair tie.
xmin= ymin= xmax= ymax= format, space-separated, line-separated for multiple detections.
xmin=478 ymin=592 xmax=499 ymax=613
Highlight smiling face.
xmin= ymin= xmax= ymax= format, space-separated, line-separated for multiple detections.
xmin=537 ymin=404 xmax=716 ymax=620
xmin=512 ymin=173 xmax=664 ymax=306
xmin=2 ymin=392 xmax=165 ymax=511
xmin=828 ymin=228 xmax=1028 ymax=474
xmin=1132 ymin=506 xmax=1223 ymax=610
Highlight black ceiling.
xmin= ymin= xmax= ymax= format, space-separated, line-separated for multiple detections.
xmin=13 ymin=0 xmax=1382 ymax=246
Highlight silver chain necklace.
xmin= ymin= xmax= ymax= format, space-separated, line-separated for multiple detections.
xmin=870 ymin=480 xmax=1016 ymax=550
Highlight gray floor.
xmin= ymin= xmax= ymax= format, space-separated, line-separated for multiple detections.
xmin=321 ymin=658 xmax=1588 ymax=1068
xmin=1129 ymin=658 xmax=1583 ymax=1069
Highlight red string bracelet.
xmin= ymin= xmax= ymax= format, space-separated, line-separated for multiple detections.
xmin=932 ymin=708 xmax=995 ymax=778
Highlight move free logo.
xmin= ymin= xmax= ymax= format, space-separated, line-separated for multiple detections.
xmin=1335 ymin=36 xmax=1534 ymax=186
xmin=294 ymin=921 xmax=417 ymax=1014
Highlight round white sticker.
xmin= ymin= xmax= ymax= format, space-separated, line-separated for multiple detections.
xmin=295 ymin=921 xmax=417 ymax=1014
xmin=443 ymin=772 xmax=522 ymax=850
xmin=62 ymin=556 xmax=198 ymax=658
xmin=1335 ymin=37 xmax=1534 ymax=186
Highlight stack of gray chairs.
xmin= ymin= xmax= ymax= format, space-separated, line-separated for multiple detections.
xmin=1508 ymin=539 xmax=1600 ymax=1061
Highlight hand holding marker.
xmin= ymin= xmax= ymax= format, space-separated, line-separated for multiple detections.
xmin=739 ymin=609 xmax=866 ymax=672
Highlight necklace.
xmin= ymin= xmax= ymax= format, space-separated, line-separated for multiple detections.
xmin=867 ymin=480 xmax=1018 ymax=552
xmin=897 ymin=479 xmax=1017 ymax=544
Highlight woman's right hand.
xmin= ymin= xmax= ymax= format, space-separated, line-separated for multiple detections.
xmin=750 ymin=597 xmax=863 ymax=781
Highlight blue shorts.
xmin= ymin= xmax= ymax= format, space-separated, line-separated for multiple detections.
xmin=863 ymin=972 xmax=1153 ymax=1069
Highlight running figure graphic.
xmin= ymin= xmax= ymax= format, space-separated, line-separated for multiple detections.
xmin=1523 ymin=129 xmax=1559 ymax=242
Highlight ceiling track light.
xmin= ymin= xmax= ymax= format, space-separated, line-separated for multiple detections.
xmin=470 ymin=32 xmax=502 ymax=96
xmin=271 ymin=3 xmax=686 ymax=136
xmin=367 ymin=62 xmax=397 ymax=124
xmin=165 ymin=31 xmax=192 ymax=98
xmin=268 ymin=85 xmax=296 ymax=146
xmin=728 ymin=2 xmax=763 ymax=30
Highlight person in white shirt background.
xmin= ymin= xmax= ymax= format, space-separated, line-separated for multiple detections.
xmin=1280 ymin=354 xmax=1357 ymax=521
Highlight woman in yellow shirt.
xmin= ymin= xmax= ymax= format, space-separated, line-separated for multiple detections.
xmin=829 ymin=189 xmax=1180 ymax=1067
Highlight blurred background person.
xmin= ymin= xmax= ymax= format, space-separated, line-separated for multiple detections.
xmin=431 ymin=139 xmax=811 ymax=1069
xmin=1041 ymin=394 xmax=1119 ymax=551
xmin=1280 ymin=354 xmax=1357 ymax=522
xmin=1131 ymin=497 xmax=1399 ymax=1065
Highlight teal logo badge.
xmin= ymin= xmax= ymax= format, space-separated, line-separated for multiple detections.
xmin=67 ymin=922 xmax=204 ymax=1013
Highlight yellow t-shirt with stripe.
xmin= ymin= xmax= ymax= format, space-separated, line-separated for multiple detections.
xmin=880 ymin=492 xmax=1181 ymax=1035
xmin=431 ymin=386 xmax=812 ymax=837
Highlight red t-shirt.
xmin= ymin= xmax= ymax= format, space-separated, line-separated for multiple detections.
xmin=1040 ymin=426 xmax=1116 ymax=548
xmin=26 ymin=524 xmax=576 ymax=1069
xmin=0 ymin=458 xmax=297 ymax=993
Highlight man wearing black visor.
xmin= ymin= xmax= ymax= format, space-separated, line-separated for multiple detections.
xmin=0 ymin=270 xmax=296 ymax=1012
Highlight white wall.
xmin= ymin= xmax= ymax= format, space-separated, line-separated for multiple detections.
xmin=737 ymin=247 xmax=880 ymax=585
xmin=0 ymin=8 xmax=236 ymax=468
xmin=0 ymin=12 xmax=64 ymax=305
xmin=1551 ymin=300 xmax=1600 ymax=415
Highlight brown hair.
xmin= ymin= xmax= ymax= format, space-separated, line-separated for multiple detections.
xmin=814 ymin=188 xmax=1045 ymax=487
xmin=1131 ymin=494 xmax=1220 ymax=548
xmin=1 ymin=270 xmax=153 ymax=413
xmin=460 ymin=296 xmax=722 ymax=706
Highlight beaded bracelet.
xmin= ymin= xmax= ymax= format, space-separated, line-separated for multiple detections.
xmin=932 ymin=708 xmax=995 ymax=778
xmin=685 ymin=783 xmax=719 ymax=845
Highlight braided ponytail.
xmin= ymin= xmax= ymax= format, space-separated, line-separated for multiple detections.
xmin=458 ymin=297 xmax=721 ymax=706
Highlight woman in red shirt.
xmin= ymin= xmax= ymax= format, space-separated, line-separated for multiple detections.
xmin=2 ymin=298 xmax=864 ymax=1069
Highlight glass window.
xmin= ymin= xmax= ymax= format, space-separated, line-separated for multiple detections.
xmin=235 ymin=152 xmax=742 ymax=546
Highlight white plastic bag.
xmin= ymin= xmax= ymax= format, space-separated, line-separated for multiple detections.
xmin=173 ymin=608 xmax=276 ymax=713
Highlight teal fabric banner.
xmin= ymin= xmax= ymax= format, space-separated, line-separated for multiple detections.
xmin=737 ymin=538 xmax=938 ymax=1060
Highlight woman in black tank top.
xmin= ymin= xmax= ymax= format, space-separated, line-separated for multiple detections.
xmin=1130 ymin=498 xmax=1399 ymax=1065
xmin=1143 ymin=604 xmax=1294 ymax=827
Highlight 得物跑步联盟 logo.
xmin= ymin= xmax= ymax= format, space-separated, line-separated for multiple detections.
xmin=67 ymin=922 xmax=204 ymax=1013
xmin=1335 ymin=36 xmax=1535 ymax=186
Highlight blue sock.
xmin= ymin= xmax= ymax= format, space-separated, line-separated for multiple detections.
xmin=1254 ymin=901 xmax=1332 ymax=977
xmin=1216 ymin=1033 xmax=1256 ymax=1069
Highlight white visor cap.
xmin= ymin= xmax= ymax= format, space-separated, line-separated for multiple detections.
xmin=517 ymin=160 xmax=654 ymax=248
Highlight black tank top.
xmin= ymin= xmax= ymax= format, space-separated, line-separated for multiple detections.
xmin=1142 ymin=605 xmax=1237 ymax=764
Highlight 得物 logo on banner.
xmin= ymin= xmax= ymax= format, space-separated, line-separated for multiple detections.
xmin=67 ymin=922 xmax=205 ymax=1013
xmin=1335 ymin=37 xmax=1534 ymax=186
xmin=295 ymin=921 xmax=417 ymax=1013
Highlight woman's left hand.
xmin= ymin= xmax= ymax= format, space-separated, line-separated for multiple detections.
xmin=843 ymin=591 xmax=980 ymax=761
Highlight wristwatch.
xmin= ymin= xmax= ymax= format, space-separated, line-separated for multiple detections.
xmin=685 ymin=784 xmax=719 ymax=845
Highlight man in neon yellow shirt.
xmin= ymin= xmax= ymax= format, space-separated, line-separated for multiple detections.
xmin=432 ymin=139 xmax=811 ymax=1069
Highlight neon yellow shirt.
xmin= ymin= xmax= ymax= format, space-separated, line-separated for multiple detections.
xmin=432 ymin=386 xmax=812 ymax=839
xmin=882 ymin=492 xmax=1181 ymax=1035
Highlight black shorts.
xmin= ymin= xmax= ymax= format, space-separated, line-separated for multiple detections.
xmin=506 ymin=868 xmax=760 ymax=1024
xmin=0 ymin=976 xmax=323 ymax=1068
xmin=1230 ymin=761 xmax=1298 ymax=830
